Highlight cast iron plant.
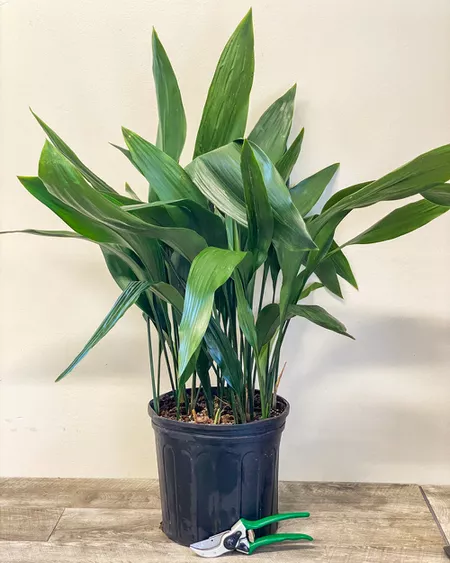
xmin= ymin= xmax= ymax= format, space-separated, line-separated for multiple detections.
xmin=3 ymin=10 xmax=450 ymax=424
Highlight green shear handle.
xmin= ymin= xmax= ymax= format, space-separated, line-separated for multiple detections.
xmin=239 ymin=512 xmax=312 ymax=555
xmin=240 ymin=511 xmax=310 ymax=530
xmin=247 ymin=533 xmax=313 ymax=555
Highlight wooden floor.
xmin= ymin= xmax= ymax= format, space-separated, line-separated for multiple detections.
xmin=0 ymin=479 xmax=449 ymax=562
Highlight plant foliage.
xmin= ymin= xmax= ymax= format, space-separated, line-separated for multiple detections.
xmin=4 ymin=10 xmax=450 ymax=422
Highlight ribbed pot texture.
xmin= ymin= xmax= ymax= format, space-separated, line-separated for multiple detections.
xmin=148 ymin=391 xmax=290 ymax=546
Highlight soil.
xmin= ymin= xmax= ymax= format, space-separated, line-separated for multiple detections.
xmin=158 ymin=391 xmax=285 ymax=425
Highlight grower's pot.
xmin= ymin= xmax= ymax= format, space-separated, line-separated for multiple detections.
xmin=148 ymin=390 xmax=290 ymax=546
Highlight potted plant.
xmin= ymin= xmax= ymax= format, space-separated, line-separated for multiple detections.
xmin=3 ymin=9 xmax=450 ymax=547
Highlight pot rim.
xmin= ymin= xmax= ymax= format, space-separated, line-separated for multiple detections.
xmin=148 ymin=388 xmax=290 ymax=436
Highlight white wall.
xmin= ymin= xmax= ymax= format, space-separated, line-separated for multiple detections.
xmin=1 ymin=0 xmax=449 ymax=483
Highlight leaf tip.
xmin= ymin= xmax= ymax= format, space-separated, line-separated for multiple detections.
xmin=241 ymin=7 xmax=254 ymax=29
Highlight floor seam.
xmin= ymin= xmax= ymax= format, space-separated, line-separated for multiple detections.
xmin=419 ymin=486 xmax=449 ymax=545
xmin=46 ymin=508 xmax=65 ymax=542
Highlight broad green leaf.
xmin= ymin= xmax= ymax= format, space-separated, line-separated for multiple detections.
xmin=287 ymin=304 xmax=354 ymax=339
xmin=299 ymin=282 xmax=323 ymax=300
xmin=187 ymin=142 xmax=248 ymax=225
xmin=248 ymin=85 xmax=296 ymax=162
xmin=328 ymin=241 xmax=358 ymax=289
xmin=240 ymin=140 xmax=274 ymax=268
xmin=250 ymin=142 xmax=316 ymax=251
xmin=316 ymin=144 xmax=450 ymax=230
xmin=256 ymin=303 xmax=280 ymax=350
xmin=38 ymin=142 xmax=206 ymax=266
xmin=123 ymin=199 xmax=227 ymax=248
xmin=152 ymin=29 xmax=186 ymax=161
xmin=178 ymin=247 xmax=246 ymax=376
xmin=234 ymin=273 xmax=257 ymax=350
xmin=290 ymin=163 xmax=339 ymax=216
xmin=18 ymin=176 xmax=123 ymax=244
xmin=276 ymin=129 xmax=304 ymax=182
xmin=194 ymin=10 xmax=254 ymax=157
xmin=422 ymin=183 xmax=450 ymax=206
xmin=315 ymin=259 xmax=343 ymax=298
xmin=122 ymin=128 xmax=206 ymax=206
xmin=190 ymin=142 xmax=315 ymax=251
xmin=0 ymin=228 xmax=82 ymax=239
xmin=343 ymin=199 xmax=450 ymax=246
xmin=56 ymin=281 xmax=151 ymax=382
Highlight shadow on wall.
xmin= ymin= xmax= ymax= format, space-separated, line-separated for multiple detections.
xmin=280 ymin=311 xmax=450 ymax=482
xmin=297 ymin=311 xmax=450 ymax=376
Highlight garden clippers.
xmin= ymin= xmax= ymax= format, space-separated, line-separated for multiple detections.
xmin=189 ymin=512 xmax=313 ymax=557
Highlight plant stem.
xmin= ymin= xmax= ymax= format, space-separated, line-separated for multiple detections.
xmin=146 ymin=316 xmax=159 ymax=414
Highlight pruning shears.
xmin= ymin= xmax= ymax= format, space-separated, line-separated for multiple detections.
xmin=190 ymin=512 xmax=313 ymax=557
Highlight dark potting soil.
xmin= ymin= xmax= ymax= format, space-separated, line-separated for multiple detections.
xmin=158 ymin=391 xmax=285 ymax=425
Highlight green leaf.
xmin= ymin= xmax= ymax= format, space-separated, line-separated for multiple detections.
xmin=123 ymin=199 xmax=227 ymax=248
xmin=100 ymin=246 xmax=159 ymax=321
xmin=317 ymin=144 xmax=450 ymax=230
xmin=125 ymin=183 xmax=141 ymax=201
xmin=204 ymin=318 xmax=244 ymax=394
xmin=422 ymin=183 xmax=450 ymax=206
xmin=178 ymin=247 xmax=246 ymax=376
xmin=31 ymin=111 xmax=130 ymax=204
xmin=248 ymin=85 xmax=296 ymax=162
xmin=343 ymin=198 xmax=450 ymax=246
xmin=0 ymin=228 xmax=83 ymax=239
xmin=38 ymin=142 xmax=206 ymax=265
xmin=152 ymin=29 xmax=186 ymax=161
xmin=149 ymin=281 xmax=185 ymax=316
xmin=275 ymin=244 xmax=305 ymax=319
xmin=328 ymin=241 xmax=358 ymax=289
xmin=315 ymin=259 xmax=343 ymax=298
xmin=321 ymin=181 xmax=371 ymax=213
xmin=187 ymin=142 xmax=248 ymax=225
xmin=18 ymin=176 xmax=123 ymax=244
xmin=276 ymin=129 xmax=304 ymax=182
xmin=288 ymin=304 xmax=354 ymax=339
xmin=250 ymin=142 xmax=317 ymax=251
xmin=149 ymin=280 xmax=244 ymax=394
xmin=240 ymin=140 xmax=274 ymax=268
xmin=194 ymin=10 xmax=254 ymax=157
xmin=56 ymin=281 xmax=151 ymax=382
xmin=122 ymin=128 xmax=207 ymax=206
xmin=290 ymin=163 xmax=339 ymax=216
xmin=267 ymin=245 xmax=280 ymax=290
xmin=195 ymin=349 xmax=214 ymax=414
xmin=234 ymin=273 xmax=257 ymax=350
xmin=299 ymin=282 xmax=323 ymax=300
xmin=256 ymin=303 xmax=280 ymax=350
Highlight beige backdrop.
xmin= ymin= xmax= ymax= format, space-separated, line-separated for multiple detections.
xmin=1 ymin=0 xmax=449 ymax=482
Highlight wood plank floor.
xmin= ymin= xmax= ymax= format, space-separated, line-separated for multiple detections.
xmin=0 ymin=479 xmax=448 ymax=562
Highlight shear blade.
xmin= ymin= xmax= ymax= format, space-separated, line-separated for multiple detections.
xmin=190 ymin=531 xmax=228 ymax=558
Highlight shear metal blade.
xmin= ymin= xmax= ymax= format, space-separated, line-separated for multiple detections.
xmin=190 ymin=531 xmax=228 ymax=558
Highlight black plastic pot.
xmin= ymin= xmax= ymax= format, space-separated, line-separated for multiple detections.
xmin=148 ymin=391 xmax=290 ymax=546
